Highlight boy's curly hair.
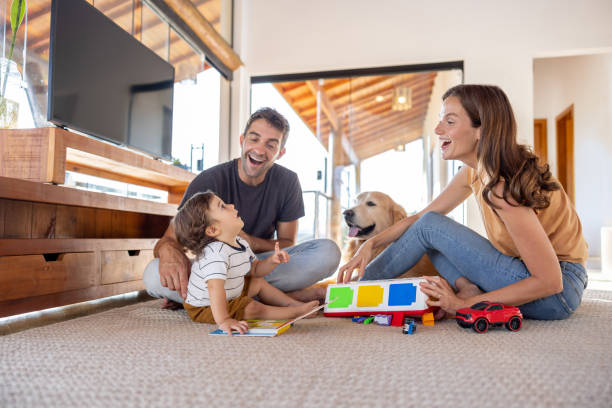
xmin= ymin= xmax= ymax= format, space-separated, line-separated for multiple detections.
xmin=173 ymin=191 xmax=217 ymax=255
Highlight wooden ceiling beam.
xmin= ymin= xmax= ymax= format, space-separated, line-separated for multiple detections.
xmin=299 ymin=74 xmax=434 ymax=118
xmin=306 ymin=81 xmax=340 ymax=131
xmin=292 ymin=77 xmax=388 ymax=115
xmin=330 ymin=73 xmax=431 ymax=108
xmin=340 ymin=79 xmax=435 ymax=118
xmin=303 ymin=84 xmax=435 ymax=152
xmin=283 ymin=82 xmax=313 ymax=101
xmin=350 ymin=122 xmax=423 ymax=147
xmin=154 ymin=0 xmax=241 ymax=71
xmin=306 ymin=80 xmax=359 ymax=164
xmin=355 ymin=128 xmax=423 ymax=160
xmin=272 ymin=83 xmax=326 ymax=151
xmin=347 ymin=103 xmax=430 ymax=137
xmin=344 ymin=89 xmax=434 ymax=131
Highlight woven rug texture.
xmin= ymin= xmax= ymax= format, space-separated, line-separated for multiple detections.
xmin=2 ymin=289 xmax=612 ymax=407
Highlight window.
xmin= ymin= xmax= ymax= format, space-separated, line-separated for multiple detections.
xmin=4 ymin=1 xmax=230 ymax=199
xmin=251 ymin=64 xmax=463 ymax=242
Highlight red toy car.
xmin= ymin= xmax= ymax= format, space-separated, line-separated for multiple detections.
xmin=455 ymin=301 xmax=523 ymax=333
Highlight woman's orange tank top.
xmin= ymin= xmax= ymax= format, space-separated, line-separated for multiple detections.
xmin=467 ymin=167 xmax=588 ymax=265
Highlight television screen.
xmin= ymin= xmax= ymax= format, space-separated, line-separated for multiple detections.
xmin=48 ymin=0 xmax=174 ymax=160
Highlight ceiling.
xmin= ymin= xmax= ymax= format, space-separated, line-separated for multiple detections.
xmin=14 ymin=1 xmax=438 ymax=164
xmin=13 ymin=0 xmax=221 ymax=83
xmin=272 ymin=71 xmax=437 ymax=165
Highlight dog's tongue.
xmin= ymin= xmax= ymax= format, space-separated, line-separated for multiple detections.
xmin=348 ymin=226 xmax=361 ymax=237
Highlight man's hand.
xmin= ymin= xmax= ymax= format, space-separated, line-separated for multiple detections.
xmin=158 ymin=243 xmax=190 ymax=299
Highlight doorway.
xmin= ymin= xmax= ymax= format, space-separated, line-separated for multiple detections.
xmin=555 ymin=105 xmax=574 ymax=204
xmin=533 ymin=118 xmax=548 ymax=164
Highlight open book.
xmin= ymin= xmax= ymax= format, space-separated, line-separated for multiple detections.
xmin=209 ymin=302 xmax=328 ymax=337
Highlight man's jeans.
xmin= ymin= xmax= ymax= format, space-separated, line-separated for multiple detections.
xmin=362 ymin=211 xmax=587 ymax=320
xmin=143 ymin=238 xmax=341 ymax=303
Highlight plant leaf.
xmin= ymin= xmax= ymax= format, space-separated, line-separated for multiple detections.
xmin=10 ymin=0 xmax=26 ymax=36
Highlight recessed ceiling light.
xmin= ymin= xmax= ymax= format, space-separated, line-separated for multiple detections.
xmin=375 ymin=95 xmax=384 ymax=102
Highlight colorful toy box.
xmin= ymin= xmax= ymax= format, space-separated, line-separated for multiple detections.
xmin=324 ymin=277 xmax=434 ymax=326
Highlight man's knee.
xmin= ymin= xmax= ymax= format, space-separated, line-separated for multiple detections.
xmin=311 ymin=239 xmax=341 ymax=279
xmin=142 ymin=258 xmax=161 ymax=296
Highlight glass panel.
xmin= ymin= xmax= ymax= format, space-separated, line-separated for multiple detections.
xmin=2 ymin=1 xmax=226 ymax=201
xmin=169 ymin=27 xmax=202 ymax=82
xmin=1 ymin=0 xmax=50 ymax=128
xmin=141 ymin=2 xmax=168 ymax=61
xmin=172 ymin=67 xmax=223 ymax=172
xmin=94 ymin=0 xmax=133 ymax=34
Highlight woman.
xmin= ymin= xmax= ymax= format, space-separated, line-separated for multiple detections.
xmin=338 ymin=84 xmax=588 ymax=320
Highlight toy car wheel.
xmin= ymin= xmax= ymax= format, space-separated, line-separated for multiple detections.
xmin=505 ymin=316 xmax=522 ymax=332
xmin=473 ymin=317 xmax=489 ymax=333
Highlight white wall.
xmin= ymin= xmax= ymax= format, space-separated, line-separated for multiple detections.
xmin=233 ymin=0 xmax=612 ymax=237
xmin=534 ymin=53 xmax=612 ymax=258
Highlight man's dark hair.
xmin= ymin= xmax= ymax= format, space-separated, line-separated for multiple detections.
xmin=243 ymin=107 xmax=290 ymax=148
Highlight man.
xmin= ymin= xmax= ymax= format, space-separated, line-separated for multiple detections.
xmin=143 ymin=107 xmax=340 ymax=307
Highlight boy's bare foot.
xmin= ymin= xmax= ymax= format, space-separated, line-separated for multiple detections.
xmin=161 ymin=298 xmax=183 ymax=310
xmin=295 ymin=300 xmax=320 ymax=318
xmin=287 ymin=286 xmax=327 ymax=304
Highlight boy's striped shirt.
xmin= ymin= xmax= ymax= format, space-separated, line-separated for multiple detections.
xmin=184 ymin=236 xmax=256 ymax=307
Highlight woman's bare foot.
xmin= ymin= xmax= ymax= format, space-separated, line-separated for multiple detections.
xmin=455 ymin=281 xmax=484 ymax=300
xmin=433 ymin=308 xmax=449 ymax=320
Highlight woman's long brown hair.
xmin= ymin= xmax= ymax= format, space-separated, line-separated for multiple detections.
xmin=173 ymin=191 xmax=217 ymax=256
xmin=442 ymin=84 xmax=560 ymax=209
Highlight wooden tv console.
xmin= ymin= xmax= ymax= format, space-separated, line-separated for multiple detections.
xmin=0 ymin=128 xmax=196 ymax=318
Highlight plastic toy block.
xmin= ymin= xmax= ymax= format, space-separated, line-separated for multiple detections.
xmin=363 ymin=316 xmax=375 ymax=324
xmin=402 ymin=319 xmax=416 ymax=335
xmin=422 ymin=312 xmax=435 ymax=326
xmin=373 ymin=315 xmax=393 ymax=326
xmin=352 ymin=316 xmax=368 ymax=323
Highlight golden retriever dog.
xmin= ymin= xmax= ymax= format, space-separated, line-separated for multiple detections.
xmin=343 ymin=191 xmax=438 ymax=280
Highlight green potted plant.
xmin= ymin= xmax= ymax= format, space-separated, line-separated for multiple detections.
xmin=0 ymin=0 xmax=26 ymax=129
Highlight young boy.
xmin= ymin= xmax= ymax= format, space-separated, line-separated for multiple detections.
xmin=173 ymin=191 xmax=319 ymax=335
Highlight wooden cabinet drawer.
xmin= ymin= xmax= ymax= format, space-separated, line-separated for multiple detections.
xmin=101 ymin=249 xmax=153 ymax=284
xmin=0 ymin=252 xmax=97 ymax=301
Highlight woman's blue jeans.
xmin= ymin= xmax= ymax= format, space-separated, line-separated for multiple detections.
xmin=362 ymin=211 xmax=587 ymax=320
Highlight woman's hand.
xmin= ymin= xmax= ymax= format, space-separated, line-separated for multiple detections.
xmin=337 ymin=240 xmax=374 ymax=283
xmin=218 ymin=318 xmax=249 ymax=336
xmin=419 ymin=276 xmax=467 ymax=315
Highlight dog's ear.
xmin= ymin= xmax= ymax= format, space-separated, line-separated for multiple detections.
xmin=391 ymin=202 xmax=407 ymax=223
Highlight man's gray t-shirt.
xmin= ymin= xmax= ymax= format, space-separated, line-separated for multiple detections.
xmin=178 ymin=159 xmax=304 ymax=240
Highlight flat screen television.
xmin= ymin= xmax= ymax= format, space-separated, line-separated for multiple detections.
xmin=48 ymin=0 xmax=175 ymax=160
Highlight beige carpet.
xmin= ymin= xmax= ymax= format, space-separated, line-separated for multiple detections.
xmin=2 ymin=289 xmax=612 ymax=407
